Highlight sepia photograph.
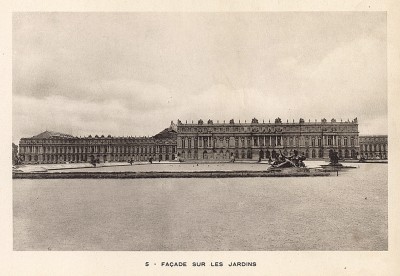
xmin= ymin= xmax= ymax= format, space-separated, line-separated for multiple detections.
xmin=11 ymin=12 xmax=388 ymax=252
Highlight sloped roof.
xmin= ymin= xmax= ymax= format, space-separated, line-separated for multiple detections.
xmin=153 ymin=128 xmax=177 ymax=139
xmin=31 ymin=131 xmax=75 ymax=139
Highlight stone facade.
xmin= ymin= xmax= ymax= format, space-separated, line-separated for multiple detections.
xmin=176 ymin=118 xmax=360 ymax=161
xmin=19 ymin=126 xmax=177 ymax=164
xmin=18 ymin=118 xmax=362 ymax=164
xmin=359 ymin=135 xmax=388 ymax=160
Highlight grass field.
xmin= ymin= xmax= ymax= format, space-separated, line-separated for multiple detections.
xmin=13 ymin=163 xmax=387 ymax=251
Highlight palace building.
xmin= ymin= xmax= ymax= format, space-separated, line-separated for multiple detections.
xmin=359 ymin=135 xmax=388 ymax=160
xmin=176 ymin=117 xmax=360 ymax=161
xmin=18 ymin=126 xmax=177 ymax=164
xmin=18 ymin=117 xmax=361 ymax=164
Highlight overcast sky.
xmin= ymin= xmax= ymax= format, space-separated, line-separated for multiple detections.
xmin=12 ymin=12 xmax=387 ymax=142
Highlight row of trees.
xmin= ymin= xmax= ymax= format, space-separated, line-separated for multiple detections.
xmin=12 ymin=143 xmax=23 ymax=165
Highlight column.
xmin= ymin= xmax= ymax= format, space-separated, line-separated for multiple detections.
xmin=269 ymin=136 xmax=272 ymax=146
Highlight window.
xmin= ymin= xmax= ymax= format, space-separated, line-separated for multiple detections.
xmin=327 ymin=136 xmax=332 ymax=146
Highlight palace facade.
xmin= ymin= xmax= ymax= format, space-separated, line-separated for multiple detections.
xmin=359 ymin=135 xmax=388 ymax=160
xmin=18 ymin=117 xmax=361 ymax=164
xmin=176 ymin=117 xmax=360 ymax=161
xmin=19 ymin=126 xmax=177 ymax=164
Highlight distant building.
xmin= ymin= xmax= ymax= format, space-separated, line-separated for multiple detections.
xmin=176 ymin=118 xmax=360 ymax=161
xmin=359 ymin=135 xmax=388 ymax=160
xmin=18 ymin=118 xmax=362 ymax=164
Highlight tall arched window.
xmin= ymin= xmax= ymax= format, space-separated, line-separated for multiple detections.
xmin=327 ymin=136 xmax=332 ymax=146
xmin=247 ymin=150 xmax=252 ymax=159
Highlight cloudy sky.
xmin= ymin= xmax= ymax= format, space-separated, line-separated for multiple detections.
xmin=12 ymin=12 xmax=387 ymax=142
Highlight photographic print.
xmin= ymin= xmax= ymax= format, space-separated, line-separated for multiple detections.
xmin=12 ymin=12 xmax=388 ymax=251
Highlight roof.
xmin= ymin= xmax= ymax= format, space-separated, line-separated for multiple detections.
xmin=153 ymin=128 xmax=177 ymax=140
xmin=31 ymin=131 xmax=75 ymax=139
xmin=359 ymin=135 xmax=388 ymax=138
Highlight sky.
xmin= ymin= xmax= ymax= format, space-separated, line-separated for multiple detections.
xmin=12 ymin=12 xmax=387 ymax=143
